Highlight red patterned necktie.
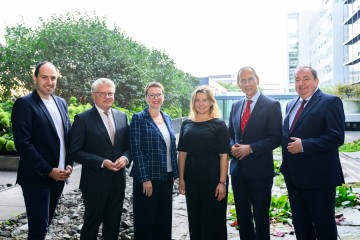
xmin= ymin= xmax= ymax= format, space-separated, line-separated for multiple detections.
xmin=289 ymin=100 xmax=307 ymax=133
xmin=241 ymin=100 xmax=252 ymax=132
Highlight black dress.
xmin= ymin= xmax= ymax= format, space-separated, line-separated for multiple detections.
xmin=177 ymin=118 xmax=230 ymax=240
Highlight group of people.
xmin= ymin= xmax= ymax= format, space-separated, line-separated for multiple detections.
xmin=11 ymin=61 xmax=345 ymax=240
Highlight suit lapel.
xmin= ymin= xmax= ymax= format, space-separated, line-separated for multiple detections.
xmin=242 ymin=94 xmax=264 ymax=134
xmin=32 ymin=91 xmax=57 ymax=134
xmin=112 ymin=110 xmax=123 ymax=145
xmin=292 ymin=90 xmax=322 ymax=131
xmin=91 ymin=107 xmax=112 ymax=145
xmin=284 ymin=97 xmax=300 ymax=133
xmin=52 ymin=96 xmax=68 ymax=133
xmin=237 ymin=100 xmax=245 ymax=136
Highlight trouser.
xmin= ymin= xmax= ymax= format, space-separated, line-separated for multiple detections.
xmin=22 ymin=180 xmax=64 ymax=240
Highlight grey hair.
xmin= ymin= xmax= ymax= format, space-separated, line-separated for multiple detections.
xmin=91 ymin=78 xmax=115 ymax=93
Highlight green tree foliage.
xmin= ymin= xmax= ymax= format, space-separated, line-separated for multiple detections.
xmin=334 ymin=84 xmax=360 ymax=99
xmin=0 ymin=11 xmax=198 ymax=114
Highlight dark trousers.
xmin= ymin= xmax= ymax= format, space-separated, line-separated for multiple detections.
xmin=285 ymin=180 xmax=338 ymax=240
xmin=22 ymin=180 xmax=64 ymax=240
xmin=80 ymin=178 xmax=125 ymax=240
xmin=231 ymin=175 xmax=273 ymax=240
xmin=133 ymin=173 xmax=174 ymax=240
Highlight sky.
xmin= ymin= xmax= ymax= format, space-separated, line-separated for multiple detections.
xmin=0 ymin=0 xmax=323 ymax=84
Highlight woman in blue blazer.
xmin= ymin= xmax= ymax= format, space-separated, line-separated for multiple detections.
xmin=130 ymin=82 xmax=179 ymax=240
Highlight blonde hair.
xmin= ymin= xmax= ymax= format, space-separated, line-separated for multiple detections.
xmin=189 ymin=85 xmax=219 ymax=119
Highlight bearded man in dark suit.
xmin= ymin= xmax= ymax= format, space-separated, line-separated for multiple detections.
xmin=12 ymin=61 xmax=72 ymax=240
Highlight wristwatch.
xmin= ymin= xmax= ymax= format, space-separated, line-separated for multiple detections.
xmin=219 ymin=181 xmax=226 ymax=186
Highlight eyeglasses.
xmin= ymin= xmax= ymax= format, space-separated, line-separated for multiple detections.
xmin=95 ymin=92 xmax=114 ymax=97
xmin=240 ymin=77 xmax=256 ymax=85
xmin=147 ymin=93 xmax=163 ymax=99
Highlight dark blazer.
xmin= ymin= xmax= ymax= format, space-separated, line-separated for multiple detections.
xmin=69 ymin=106 xmax=131 ymax=192
xmin=12 ymin=90 xmax=72 ymax=187
xmin=129 ymin=107 xmax=179 ymax=182
xmin=229 ymin=93 xmax=282 ymax=179
xmin=281 ymin=89 xmax=345 ymax=188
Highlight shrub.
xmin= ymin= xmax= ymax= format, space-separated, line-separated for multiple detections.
xmin=0 ymin=137 xmax=6 ymax=151
xmin=5 ymin=140 xmax=15 ymax=152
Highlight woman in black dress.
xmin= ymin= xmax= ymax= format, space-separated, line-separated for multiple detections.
xmin=177 ymin=85 xmax=230 ymax=240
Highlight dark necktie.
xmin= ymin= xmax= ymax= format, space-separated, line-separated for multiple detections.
xmin=241 ymin=100 xmax=252 ymax=132
xmin=290 ymin=100 xmax=307 ymax=133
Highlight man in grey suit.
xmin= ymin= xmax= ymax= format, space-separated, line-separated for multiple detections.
xmin=228 ymin=66 xmax=282 ymax=240
xmin=69 ymin=78 xmax=131 ymax=240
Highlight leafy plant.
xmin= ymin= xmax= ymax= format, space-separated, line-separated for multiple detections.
xmin=339 ymin=139 xmax=360 ymax=152
xmin=269 ymin=195 xmax=292 ymax=225
xmin=335 ymin=184 xmax=360 ymax=207
xmin=227 ymin=190 xmax=235 ymax=205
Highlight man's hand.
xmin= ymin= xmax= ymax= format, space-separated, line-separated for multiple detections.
xmin=114 ymin=156 xmax=127 ymax=170
xmin=287 ymin=137 xmax=303 ymax=154
xmin=48 ymin=168 xmax=70 ymax=181
xmin=103 ymin=159 xmax=120 ymax=171
xmin=231 ymin=143 xmax=252 ymax=160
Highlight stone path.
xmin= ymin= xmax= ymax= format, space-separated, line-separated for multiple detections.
xmin=2 ymin=130 xmax=360 ymax=239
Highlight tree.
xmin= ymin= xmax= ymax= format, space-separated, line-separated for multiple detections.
xmin=0 ymin=11 xmax=198 ymax=115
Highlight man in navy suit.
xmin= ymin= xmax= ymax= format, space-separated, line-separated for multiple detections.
xmin=69 ymin=78 xmax=131 ymax=240
xmin=228 ymin=66 xmax=282 ymax=240
xmin=12 ymin=61 xmax=72 ymax=240
xmin=281 ymin=66 xmax=345 ymax=240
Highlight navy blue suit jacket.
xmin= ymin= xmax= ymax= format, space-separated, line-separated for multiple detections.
xmin=228 ymin=93 xmax=282 ymax=180
xmin=129 ymin=107 xmax=179 ymax=182
xmin=69 ymin=106 xmax=131 ymax=192
xmin=12 ymin=90 xmax=72 ymax=188
xmin=281 ymin=89 xmax=345 ymax=188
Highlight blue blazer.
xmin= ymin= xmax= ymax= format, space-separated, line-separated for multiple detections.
xmin=69 ymin=106 xmax=131 ymax=192
xmin=228 ymin=93 xmax=282 ymax=180
xmin=129 ymin=107 xmax=179 ymax=182
xmin=12 ymin=90 xmax=72 ymax=187
xmin=281 ymin=89 xmax=345 ymax=188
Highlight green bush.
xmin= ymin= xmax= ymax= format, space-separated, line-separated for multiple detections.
xmin=339 ymin=139 xmax=360 ymax=152
xmin=0 ymin=137 xmax=6 ymax=151
xmin=5 ymin=140 xmax=15 ymax=152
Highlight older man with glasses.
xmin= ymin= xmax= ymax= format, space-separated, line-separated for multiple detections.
xmin=69 ymin=78 xmax=131 ymax=240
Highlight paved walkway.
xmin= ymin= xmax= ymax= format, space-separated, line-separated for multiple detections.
xmin=1 ymin=131 xmax=360 ymax=239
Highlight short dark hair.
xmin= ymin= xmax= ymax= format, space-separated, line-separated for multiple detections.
xmin=34 ymin=61 xmax=57 ymax=77
xmin=295 ymin=66 xmax=318 ymax=79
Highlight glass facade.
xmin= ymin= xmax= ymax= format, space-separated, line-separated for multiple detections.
xmin=344 ymin=0 xmax=360 ymax=84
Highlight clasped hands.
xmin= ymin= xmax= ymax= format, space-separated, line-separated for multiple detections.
xmin=103 ymin=156 xmax=128 ymax=171
xmin=49 ymin=165 xmax=72 ymax=181
xmin=231 ymin=143 xmax=252 ymax=160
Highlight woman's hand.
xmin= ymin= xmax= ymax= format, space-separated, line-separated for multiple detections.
xmin=179 ymin=179 xmax=186 ymax=195
xmin=143 ymin=180 xmax=153 ymax=197
xmin=215 ymin=183 xmax=226 ymax=201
